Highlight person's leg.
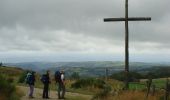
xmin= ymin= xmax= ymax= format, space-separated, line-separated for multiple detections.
xmin=58 ymin=83 xmax=61 ymax=99
xmin=43 ymin=84 xmax=46 ymax=98
xmin=61 ymin=84 xmax=65 ymax=99
xmin=45 ymin=84 xmax=49 ymax=98
xmin=29 ymin=85 xmax=31 ymax=97
xmin=44 ymin=84 xmax=47 ymax=98
xmin=30 ymin=85 xmax=34 ymax=97
xmin=29 ymin=85 xmax=34 ymax=97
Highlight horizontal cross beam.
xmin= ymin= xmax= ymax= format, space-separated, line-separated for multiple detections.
xmin=104 ymin=17 xmax=151 ymax=22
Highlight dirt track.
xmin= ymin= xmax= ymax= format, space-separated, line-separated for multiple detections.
xmin=18 ymin=86 xmax=92 ymax=100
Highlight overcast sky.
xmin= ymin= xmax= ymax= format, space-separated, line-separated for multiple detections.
xmin=0 ymin=0 xmax=170 ymax=63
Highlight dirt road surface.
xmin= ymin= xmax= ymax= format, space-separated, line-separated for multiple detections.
xmin=18 ymin=86 xmax=92 ymax=100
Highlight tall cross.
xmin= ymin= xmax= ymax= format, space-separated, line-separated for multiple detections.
xmin=104 ymin=0 xmax=151 ymax=89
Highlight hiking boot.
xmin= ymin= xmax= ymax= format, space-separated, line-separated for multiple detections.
xmin=61 ymin=97 xmax=66 ymax=99
xmin=46 ymin=97 xmax=50 ymax=99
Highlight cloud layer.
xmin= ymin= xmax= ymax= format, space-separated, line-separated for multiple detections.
xmin=0 ymin=0 xmax=170 ymax=62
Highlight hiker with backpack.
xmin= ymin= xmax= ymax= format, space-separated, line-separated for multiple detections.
xmin=55 ymin=70 xmax=65 ymax=99
xmin=25 ymin=71 xmax=36 ymax=98
xmin=41 ymin=70 xmax=51 ymax=99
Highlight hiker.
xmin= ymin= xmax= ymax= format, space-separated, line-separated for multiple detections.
xmin=41 ymin=70 xmax=51 ymax=99
xmin=25 ymin=71 xmax=35 ymax=98
xmin=55 ymin=70 xmax=65 ymax=99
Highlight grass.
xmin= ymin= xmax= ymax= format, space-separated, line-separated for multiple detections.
xmin=0 ymin=66 xmax=25 ymax=85
xmin=129 ymin=82 xmax=146 ymax=90
xmin=129 ymin=78 xmax=169 ymax=90
xmin=106 ymin=79 xmax=123 ymax=90
xmin=17 ymin=76 xmax=168 ymax=100
xmin=3 ymin=66 xmax=166 ymax=100
xmin=112 ymin=90 xmax=163 ymax=100
xmin=0 ymin=66 xmax=23 ymax=76
xmin=0 ymin=74 xmax=22 ymax=100
xmin=152 ymin=78 xmax=167 ymax=88
xmin=16 ymin=87 xmax=25 ymax=97
xmin=66 ymin=95 xmax=92 ymax=100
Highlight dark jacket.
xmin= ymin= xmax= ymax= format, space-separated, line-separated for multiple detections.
xmin=41 ymin=74 xmax=50 ymax=84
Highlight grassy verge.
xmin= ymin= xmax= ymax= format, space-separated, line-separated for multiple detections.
xmin=0 ymin=74 xmax=23 ymax=100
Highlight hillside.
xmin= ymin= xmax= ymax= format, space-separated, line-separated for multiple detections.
xmin=0 ymin=66 xmax=24 ymax=80
xmin=4 ymin=61 xmax=170 ymax=77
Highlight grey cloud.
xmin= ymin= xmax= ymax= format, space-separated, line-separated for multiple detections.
xmin=0 ymin=0 xmax=170 ymax=53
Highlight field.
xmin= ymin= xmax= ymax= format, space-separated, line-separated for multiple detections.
xmin=129 ymin=78 xmax=168 ymax=90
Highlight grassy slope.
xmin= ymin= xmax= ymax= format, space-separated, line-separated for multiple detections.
xmin=0 ymin=66 xmax=24 ymax=81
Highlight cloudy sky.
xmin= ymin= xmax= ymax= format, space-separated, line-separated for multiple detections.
xmin=0 ymin=0 xmax=170 ymax=63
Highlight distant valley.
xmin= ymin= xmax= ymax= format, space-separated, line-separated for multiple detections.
xmin=4 ymin=61 xmax=170 ymax=77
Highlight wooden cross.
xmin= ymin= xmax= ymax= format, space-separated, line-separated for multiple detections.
xmin=104 ymin=0 xmax=151 ymax=89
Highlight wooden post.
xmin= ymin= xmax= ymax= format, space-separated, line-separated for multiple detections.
xmin=146 ymin=78 xmax=152 ymax=99
xmin=124 ymin=0 xmax=129 ymax=89
xmin=152 ymin=84 xmax=155 ymax=96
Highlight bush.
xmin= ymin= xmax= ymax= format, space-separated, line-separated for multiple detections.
xmin=110 ymin=71 xmax=144 ymax=82
xmin=18 ymin=71 xmax=27 ymax=83
xmin=7 ymin=77 xmax=14 ymax=83
xmin=71 ymin=78 xmax=105 ymax=89
xmin=92 ymin=84 xmax=112 ymax=100
xmin=0 ymin=74 xmax=20 ymax=100
xmin=70 ymin=72 xmax=80 ymax=80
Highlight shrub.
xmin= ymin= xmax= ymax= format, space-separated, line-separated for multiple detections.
xmin=70 ymin=72 xmax=80 ymax=80
xmin=71 ymin=78 xmax=105 ymax=89
xmin=92 ymin=84 xmax=112 ymax=100
xmin=18 ymin=71 xmax=27 ymax=83
xmin=110 ymin=71 xmax=144 ymax=82
xmin=7 ymin=77 xmax=14 ymax=83
xmin=0 ymin=74 xmax=20 ymax=100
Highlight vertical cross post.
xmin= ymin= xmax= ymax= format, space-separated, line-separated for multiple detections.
xmin=104 ymin=0 xmax=151 ymax=89
xmin=125 ymin=0 xmax=129 ymax=89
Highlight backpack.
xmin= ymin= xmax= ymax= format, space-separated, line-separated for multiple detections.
xmin=40 ymin=74 xmax=46 ymax=83
xmin=25 ymin=73 xmax=32 ymax=84
xmin=55 ymin=71 xmax=61 ymax=83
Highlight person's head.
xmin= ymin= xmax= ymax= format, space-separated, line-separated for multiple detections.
xmin=46 ymin=70 xmax=50 ymax=74
xmin=31 ymin=71 xmax=35 ymax=75
xmin=60 ymin=70 xmax=64 ymax=74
